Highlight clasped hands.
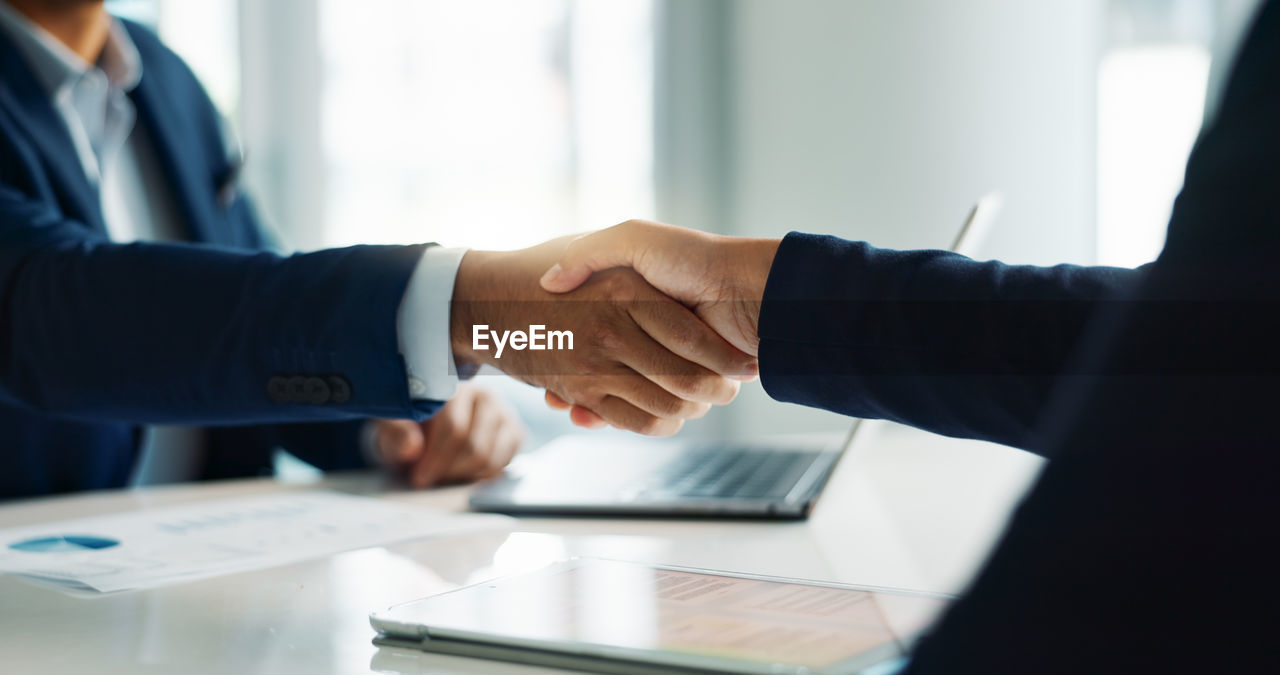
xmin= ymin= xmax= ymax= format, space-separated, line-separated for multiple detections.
xmin=371 ymin=221 xmax=778 ymax=488
xmin=451 ymin=222 xmax=782 ymax=436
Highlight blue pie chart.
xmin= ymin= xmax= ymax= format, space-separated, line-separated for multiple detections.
xmin=8 ymin=535 xmax=120 ymax=553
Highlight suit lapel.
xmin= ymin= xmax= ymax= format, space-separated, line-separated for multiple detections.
xmin=0 ymin=34 xmax=108 ymax=235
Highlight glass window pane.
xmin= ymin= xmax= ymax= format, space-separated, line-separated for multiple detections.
xmin=317 ymin=0 xmax=654 ymax=250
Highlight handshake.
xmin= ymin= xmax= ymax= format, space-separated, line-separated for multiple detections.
xmin=449 ymin=221 xmax=782 ymax=436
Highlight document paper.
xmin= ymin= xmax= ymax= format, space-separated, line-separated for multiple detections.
xmin=0 ymin=491 xmax=512 ymax=593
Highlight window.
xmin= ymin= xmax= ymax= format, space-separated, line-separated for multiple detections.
xmin=315 ymin=1 xmax=654 ymax=251
xmin=120 ymin=0 xmax=655 ymax=253
xmin=1096 ymin=0 xmax=1214 ymax=267
xmin=109 ymin=0 xmax=240 ymax=118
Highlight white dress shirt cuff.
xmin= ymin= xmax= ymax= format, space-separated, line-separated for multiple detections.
xmin=397 ymin=245 xmax=469 ymax=400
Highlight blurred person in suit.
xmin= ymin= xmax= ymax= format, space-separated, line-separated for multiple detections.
xmin=538 ymin=1 xmax=1280 ymax=671
xmin=0 ymin=0 xmax=753 ymax=499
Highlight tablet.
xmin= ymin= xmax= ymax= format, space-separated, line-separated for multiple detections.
xmin=370 ymin=558 xmax=950 ymax=674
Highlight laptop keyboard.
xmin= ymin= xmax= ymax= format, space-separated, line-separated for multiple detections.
xmin=634 ymin=449 xmax=824 ymax=500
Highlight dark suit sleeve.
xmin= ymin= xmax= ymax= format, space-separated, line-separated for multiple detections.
xmin=758 ymin=234 xmax=1142 ymax=452
xmin=197 ymin=194 xmax=384 ymax=475
xmin=0 ymin=183 xmax=444 ymax=426
xmin=903 ymin=4 xmax=1280 ymax=671
xmin=198 ymin=420 xmax=369 ymax=480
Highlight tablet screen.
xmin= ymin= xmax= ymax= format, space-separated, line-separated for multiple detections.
xmin=376 ymin=559 xmax=949 ymax=672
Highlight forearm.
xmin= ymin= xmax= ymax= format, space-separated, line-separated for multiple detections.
xmin=0 ymin=232 xmax=438 ymax=424
xmin=758 ymin=233 xmax=1143 ymax=453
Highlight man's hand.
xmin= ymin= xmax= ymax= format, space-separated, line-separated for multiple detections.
xmin=374 ymin=385 xmax=525 ymax=488
xmin=539 ymin=221 xmax=781 ymax=356
xmin=536 ymin=221 xmax=781 ymax=427
xmin=451 ymin=237 xmax=756 ymax=436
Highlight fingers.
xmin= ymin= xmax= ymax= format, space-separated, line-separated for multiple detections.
xmin=568 ymin=405 xmax=607 ymax=429
xmin=539 ymin=226 xmax=633 ymax=293
xmin=544 ymin=390 xmax=571 ymax=410
xmin=538 ymin=269 xmax=746 ymax=430
xmin=471 ymin=420 xmax=525 ymax=480
xmin=410 ymin=393 xmax=474 ymax=488
xmin=627 ymin=299 xmax=757 ymax=387
xmin=606 ymin=352 xmax=719 ymax=418
xmin=490 ymin=421 xmax=527 ymax=476
xmin=407 ymin=388 xmax=527 ymax=488
xmin=545 ymin=391 xmax=608 ymax=429
xmin=614 ymin=371 xmax=714 ymax=421
xmin=549 ymin=369 xmax=708 ymax=435
xmin=541 ymin=245 xmax=756 ymax=435
xmin=591 ymin=395 xmax=684 ymax=436
xmin=456 ymin=392 xmax=502 ymax=472
xmin=376 ymin=420 xmax=425 ymax=466
xmin=442 ymin=394 xmax=526 ymax=483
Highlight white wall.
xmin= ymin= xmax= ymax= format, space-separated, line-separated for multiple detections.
xmin=660 ymin=0 xmax=1104 ymax=439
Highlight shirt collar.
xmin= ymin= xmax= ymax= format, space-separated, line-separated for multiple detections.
xmin=0 ymin=2 xmax=141 ymax=97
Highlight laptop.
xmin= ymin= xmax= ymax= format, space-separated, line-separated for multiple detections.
xmin=469 ymin=195 xmax=1001 ymax=521
xmin=467 ymin=424 xmax=859 ymax=519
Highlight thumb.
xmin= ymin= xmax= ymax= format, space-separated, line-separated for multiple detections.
xmin=378 ymin=420 xmax=426 ymax=465
xmin=539 ymin=228 xmax=634 ymax=293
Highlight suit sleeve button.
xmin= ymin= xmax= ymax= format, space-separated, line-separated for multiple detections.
xmin=407 ymin=378 xmax=428 ymax=398
xmin=327 ymin=376 xmax=352 ymax=404
xmin=303 ymin=377 xmax=331 ymax=405
xmin=267 ymin=376 xmax=291 ymax=403
xmin=286 ymin=376 xmax=309 ymax=403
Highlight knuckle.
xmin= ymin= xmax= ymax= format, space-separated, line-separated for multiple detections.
xmin=589 ymin=324 xmax=625 ymax=354
xmin=674 ymin=374 xmax=725 ymax=403
xmin=442 ymin=406 xmax=465 ymax=427
xmin=563 ymin=380 xmax=604 ymax=406
xmin=582 ymin=374 xmax=612 ymax=397
xmin=675 ymin=396 xmax=706 ymax=418
xmin=654 ymin=395 xmax=689 ymax=418
xmin=666 ymin=328 xmax=703 ymax=356
xmin=598 ymin=270 xmax=640 ymax=302
xmin=666 ymin=376 xmax=703 ymax=400
xmin=586 ymin=360 xmax=618 ymax=379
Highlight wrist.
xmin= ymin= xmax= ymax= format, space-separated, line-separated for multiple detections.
xmin=734 ymin=237 xmax=782 ymax=304
xmin=449 ymin=246 xmax=554 ymax=366
xmin=449 ymin=238 xmax=578 ymax=371
xmin=450 ymin=249 xmax=501 ymax=368
xmin=725 ymin=237 xmax=780 ymax=353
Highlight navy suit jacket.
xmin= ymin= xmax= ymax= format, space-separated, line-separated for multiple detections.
xmin=760 ymin=2 xmax=1279 ymax=671
xmin=0 ymin=21 xmax=443 ymax=499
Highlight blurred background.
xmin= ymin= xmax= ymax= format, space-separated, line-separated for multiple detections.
xmin=106 ymin=0 xmax=1240 ymax=442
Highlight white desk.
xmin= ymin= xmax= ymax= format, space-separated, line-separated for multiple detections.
xmin=0 ymin=422 xmax=1042 ymax=674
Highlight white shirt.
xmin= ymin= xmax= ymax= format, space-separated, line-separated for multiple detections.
xmin=0 ymin=4 xmax=465 ymax=481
